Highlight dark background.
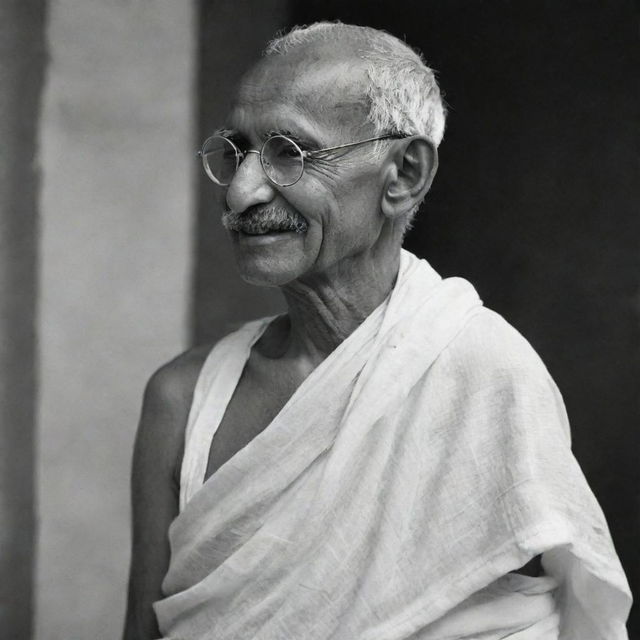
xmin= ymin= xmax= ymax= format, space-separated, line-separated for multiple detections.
xmin=196 ymin=0 xmax=639 ymax=633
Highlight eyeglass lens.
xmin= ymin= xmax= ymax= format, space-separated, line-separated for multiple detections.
xmin=201 ymin=136 xmax=240 ymax=186
xmin=201 ymin=135 xmax=305 ymax=187
xmin=260 ymin=135 xmax=304 ymax=186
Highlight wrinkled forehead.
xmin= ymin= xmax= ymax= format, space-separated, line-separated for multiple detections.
xmin=231 ymin=48 xmax=372 ymax=138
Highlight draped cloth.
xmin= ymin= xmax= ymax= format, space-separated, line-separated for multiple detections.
xmin=154 ymin=250 xmax=631 ymax=639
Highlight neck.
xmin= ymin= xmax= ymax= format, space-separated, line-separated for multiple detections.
xmin=278 ymin=246 xmax=401 ymax=365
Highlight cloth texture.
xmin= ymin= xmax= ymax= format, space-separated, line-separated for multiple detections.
xmin=154 ymin=250 xmax=631 ymax=639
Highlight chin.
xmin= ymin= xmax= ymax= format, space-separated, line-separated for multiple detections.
xmin=231 ymin=231 xmax=312 ymax=287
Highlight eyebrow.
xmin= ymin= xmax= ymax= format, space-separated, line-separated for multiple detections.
xmin=263 ymin=128 xmax=319 ymax=149
xmin=214 ymin=127 xmax=242 ymax=139
xmin=216 ymin=125 xmax=321 ymax=150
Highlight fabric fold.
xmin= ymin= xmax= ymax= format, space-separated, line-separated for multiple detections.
xmin=154 ymin=249 xmax=631 ymax=639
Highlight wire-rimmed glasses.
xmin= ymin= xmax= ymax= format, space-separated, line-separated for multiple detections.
xmin=197 ymin=133 xmax=405 ymax=188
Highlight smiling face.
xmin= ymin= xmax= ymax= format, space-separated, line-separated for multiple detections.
xmin=220 ymin=45 xmax=398 ymax=288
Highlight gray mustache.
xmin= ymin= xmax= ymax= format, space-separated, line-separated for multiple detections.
xmin=221 ymin=207 xmax=308 ymax=234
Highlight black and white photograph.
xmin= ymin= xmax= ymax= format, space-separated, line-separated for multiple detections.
xmin=1 ymin=1 xmax=637 ymax=638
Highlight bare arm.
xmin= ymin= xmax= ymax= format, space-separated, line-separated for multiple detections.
xmin=123 ymin=347 xmax=210 ymax=640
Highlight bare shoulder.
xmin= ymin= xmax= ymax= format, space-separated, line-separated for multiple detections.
xmin=145 ymin=343 xmax=214 ymax=413
xmin=136 ymin=343 xmax=214 ymax=472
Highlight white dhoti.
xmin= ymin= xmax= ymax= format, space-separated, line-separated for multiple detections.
xmin=154 ymin=250 xmax=631 ymax=639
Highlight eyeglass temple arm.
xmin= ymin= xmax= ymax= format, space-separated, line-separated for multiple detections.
xmin=304 ymin=134 xmax=405 ymax=157
xmin=196 ymin=135 xmax=405 ymax=160
xmin=197 ymin=148 xmax=260 ymax=157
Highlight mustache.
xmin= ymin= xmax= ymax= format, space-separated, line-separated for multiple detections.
xmin=221 ymin=207 xmax=309 ymax=234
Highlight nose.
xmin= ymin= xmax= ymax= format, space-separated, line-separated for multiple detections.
xmin=225 ymin=150 xmax=276 ymax=213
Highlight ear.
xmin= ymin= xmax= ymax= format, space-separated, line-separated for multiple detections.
xmin=380 ymin=136 xmax=438 ymax=220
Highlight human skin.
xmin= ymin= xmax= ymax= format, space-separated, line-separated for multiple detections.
xmin=122 ymin=39 xmax=437 ymax=640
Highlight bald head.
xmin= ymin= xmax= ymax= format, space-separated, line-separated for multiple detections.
xmin=238 ymin=47 xmax=373 ymax=141
xmin=262 ymin=22 xmax=447 ymax=146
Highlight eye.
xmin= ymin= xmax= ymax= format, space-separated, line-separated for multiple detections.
xmin=264 ymin=136 xmax=302 ymax=164
xmin=278 ymin=143 xmax=301 ymax=159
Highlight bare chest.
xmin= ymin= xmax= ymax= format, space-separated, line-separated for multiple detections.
xmin=203 ymin=358 xmax=306 ymax=481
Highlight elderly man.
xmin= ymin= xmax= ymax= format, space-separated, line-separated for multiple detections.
xmin=124 ymin=22 xmax=631 ymax=640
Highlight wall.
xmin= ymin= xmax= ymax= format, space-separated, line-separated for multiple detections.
xmin=193 ymin=0 xmax=290 ymax=344
xmin=36 ymin=1 xmax=196 ymax=638
xmin=0 ymin=1 xmax=46 ymax=637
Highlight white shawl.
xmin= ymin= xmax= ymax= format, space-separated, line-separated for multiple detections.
xmin=154 ymin=250 xmax=631 ymax=639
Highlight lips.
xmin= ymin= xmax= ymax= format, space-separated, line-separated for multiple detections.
xmin=239 ymin=220 xmax=300 ymax=235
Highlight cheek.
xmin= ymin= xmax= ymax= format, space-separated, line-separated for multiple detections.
xmin=319 ymin=180 xmax=383 ymax=242
xmin=281 ymin=166 xmax=384 ymax=262
xmin=288 ymin=171 xmax=368 ymax=224
xmin=281 ymin=181 xmax=335 ymax=236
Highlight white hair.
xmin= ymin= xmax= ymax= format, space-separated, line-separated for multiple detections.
xmin=264 ymin=22 xmax=447 ymax=147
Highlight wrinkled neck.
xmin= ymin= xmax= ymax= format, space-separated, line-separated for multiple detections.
xmin=276 ymin=248 xmax=400 ymax=366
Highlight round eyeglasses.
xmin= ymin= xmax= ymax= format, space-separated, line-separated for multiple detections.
xmin=198 ymin=133 xmax=405 ymax=188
